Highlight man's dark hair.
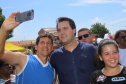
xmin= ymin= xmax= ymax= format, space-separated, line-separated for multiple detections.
xmin=114 ymin=30 xmax=126 ymax=44
xmin=78 ymin=28 xmax=91 ymax=35
xmin=36 ymin=33 xmax=53 ymax=45
xmin=56 ymin=17 xmax=76 ymax=35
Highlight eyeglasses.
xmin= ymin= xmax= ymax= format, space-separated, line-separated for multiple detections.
xmin=78 ymin=34 xmax=89 ymax=40
xmin=118 ymin=36 xmax=126 ymax=39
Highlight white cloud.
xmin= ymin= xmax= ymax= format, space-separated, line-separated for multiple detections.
xmin=122 ymin=9 xmax=126 ymax=12
xmin=2 ymin=7 xmax=13 ymax=10
xmin=92 ymin=17 xmax=101 ymax=23
xmin=107 ymin=18 xmax=126 ymax=24
xmin=95 ymin=17 xmax=100 ymax=20
xmin=68 ymin=3 xmax=85 ymax=6
xmin=122 ymin=1 xmax=126 ymax=7
xmin=68 ymin=0 xmax=126 ymax=7
xmin=80 ymin=0 xmax=115 ymax=4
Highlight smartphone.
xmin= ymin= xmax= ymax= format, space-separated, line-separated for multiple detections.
xmin=15 ymin=9 xmax=34 ymax=23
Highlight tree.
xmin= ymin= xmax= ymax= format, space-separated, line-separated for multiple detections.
xmin=90 ymin=23 xmax=109 ymax=38
xmin=0 ymin=8 xmax=5 ymax=27
xmin=0 ymin=7 xmax=13 ymax=40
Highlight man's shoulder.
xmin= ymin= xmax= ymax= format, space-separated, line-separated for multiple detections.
xmin=27 ymin=55 xmax=39 ymax=63
xmin=79 ymin=41 xmax=97 ymax=49
xmin=27 ymin=55 xmax=35 ymax=59
xmin=52 ymin=46 xmax=64 ymax=53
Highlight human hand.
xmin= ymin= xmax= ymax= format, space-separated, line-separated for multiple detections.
xmin=1 ymin=11 xmax=20 ymax=32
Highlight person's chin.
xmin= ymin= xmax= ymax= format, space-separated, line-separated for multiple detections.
xmin=82 ymin=41 xmax=86 ymax=43
xmin=61 ymin=39 xmax=67 ymax=43
xmin=62 ymin=41 xmax=68 ymax=45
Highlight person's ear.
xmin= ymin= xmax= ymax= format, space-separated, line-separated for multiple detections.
xmin=116 ymin=38 xmax=120 ymax=43
xmin=35 ymin=45 xmax=38 ymax=51
xmin=91 ymin=34 xmax=94 ymax=38
xmin=73 ymin=28 xmax=76 ymax=35
xmin=99 ymin=55 xmax=103 ymax=61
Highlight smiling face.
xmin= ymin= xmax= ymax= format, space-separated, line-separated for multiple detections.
xmin=57 ymin=21 xmax=76 ymax=45
xmin=35 ymin=37 xmax=53 ymax=57
xmin=99 ymin=44 xmax=119 ymax=69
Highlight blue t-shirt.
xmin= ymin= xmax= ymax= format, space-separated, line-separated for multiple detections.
xmin=16 ymin=55 xmax=54 ymax=84
xmin=50 ymin=41 xmax=97 ymax=84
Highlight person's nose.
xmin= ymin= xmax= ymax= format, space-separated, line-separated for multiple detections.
xmin=110 ymin=53 xmax=115 ymax=59
xmin=82 ymin=36 xmax=86 ymax=39
xmin=60 ymin=29 xmax=65 ymax=35
xmin=44 ymin=43 xmax=48 ymax=47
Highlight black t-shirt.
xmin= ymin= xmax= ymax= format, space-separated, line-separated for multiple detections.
xmin=90 ymin=67 xmax=126 ymax=84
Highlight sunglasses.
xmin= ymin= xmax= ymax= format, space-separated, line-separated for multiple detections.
xmin=118 ymin=36 xmax=126 ymax=39
xmin=0 ymin=63 xmax=9 ymax=68
xmin=78 ymin=34 xmax=89 ymax=40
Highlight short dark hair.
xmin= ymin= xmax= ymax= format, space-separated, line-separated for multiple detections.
xmin=114 ymin=30 xmax=126 ymax=43
xmin=78 ymin=28 xmax=91 ymax=35
xmin=56 ymin=17 xmax=76 ymax=35
xmin=94 ymin=39 xmax=119 ymax=69
xmin=36 ymin=33 xmax=53 ymax=45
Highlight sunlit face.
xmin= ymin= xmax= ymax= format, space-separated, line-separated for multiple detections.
xmin=99 ymin=44 xmax=119 ymax=68
xmin=78 ymin=30 xmax=93 ymax=44
xmin=57 ymin=21 xmax=76 ymax=45
xmin=35 ymin=37 xmax=53 ymax=57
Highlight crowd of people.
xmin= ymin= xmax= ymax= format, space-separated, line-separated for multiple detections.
xmin=0 ymin=11 xmax=126 ymax=84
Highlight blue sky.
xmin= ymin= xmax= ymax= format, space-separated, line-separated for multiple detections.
xmin=0 ymin=0 xmax=126 ymax=41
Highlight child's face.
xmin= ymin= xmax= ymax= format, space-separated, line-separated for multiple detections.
xmin=99 ymin=44 xmax=119 ymax=68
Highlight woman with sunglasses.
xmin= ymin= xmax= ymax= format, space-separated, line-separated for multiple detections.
xmin=90 ymin=39 xmax=126 ymax=84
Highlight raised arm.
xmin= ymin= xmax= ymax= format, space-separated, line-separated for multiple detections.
xmin=0 ymin=11 xmax=27 ymax=74
xmin=0 ymin=11 xmax=20 ymax=55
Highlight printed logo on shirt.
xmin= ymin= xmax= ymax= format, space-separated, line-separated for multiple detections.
xmin=111 ymin=77 xmax=126 ymax=82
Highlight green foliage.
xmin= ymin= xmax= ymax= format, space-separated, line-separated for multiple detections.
xmin=90 ymin=23 xmax=109 ymax=38
xmin=0 ymin=8 xmax=2 ymax=15
xmin=0 ymin=15 xmax=5 ymax=27
xmin=0 ymin=7 xmax=13 ymax=40
xmin=7 ymin=30 xmax=13 ymax=40
xmin=0 ymin=8 xmax=5 ymax=28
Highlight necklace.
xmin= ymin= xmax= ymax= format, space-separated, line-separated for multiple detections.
xmin=101 ymin=65 xmax=122 ymax=73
